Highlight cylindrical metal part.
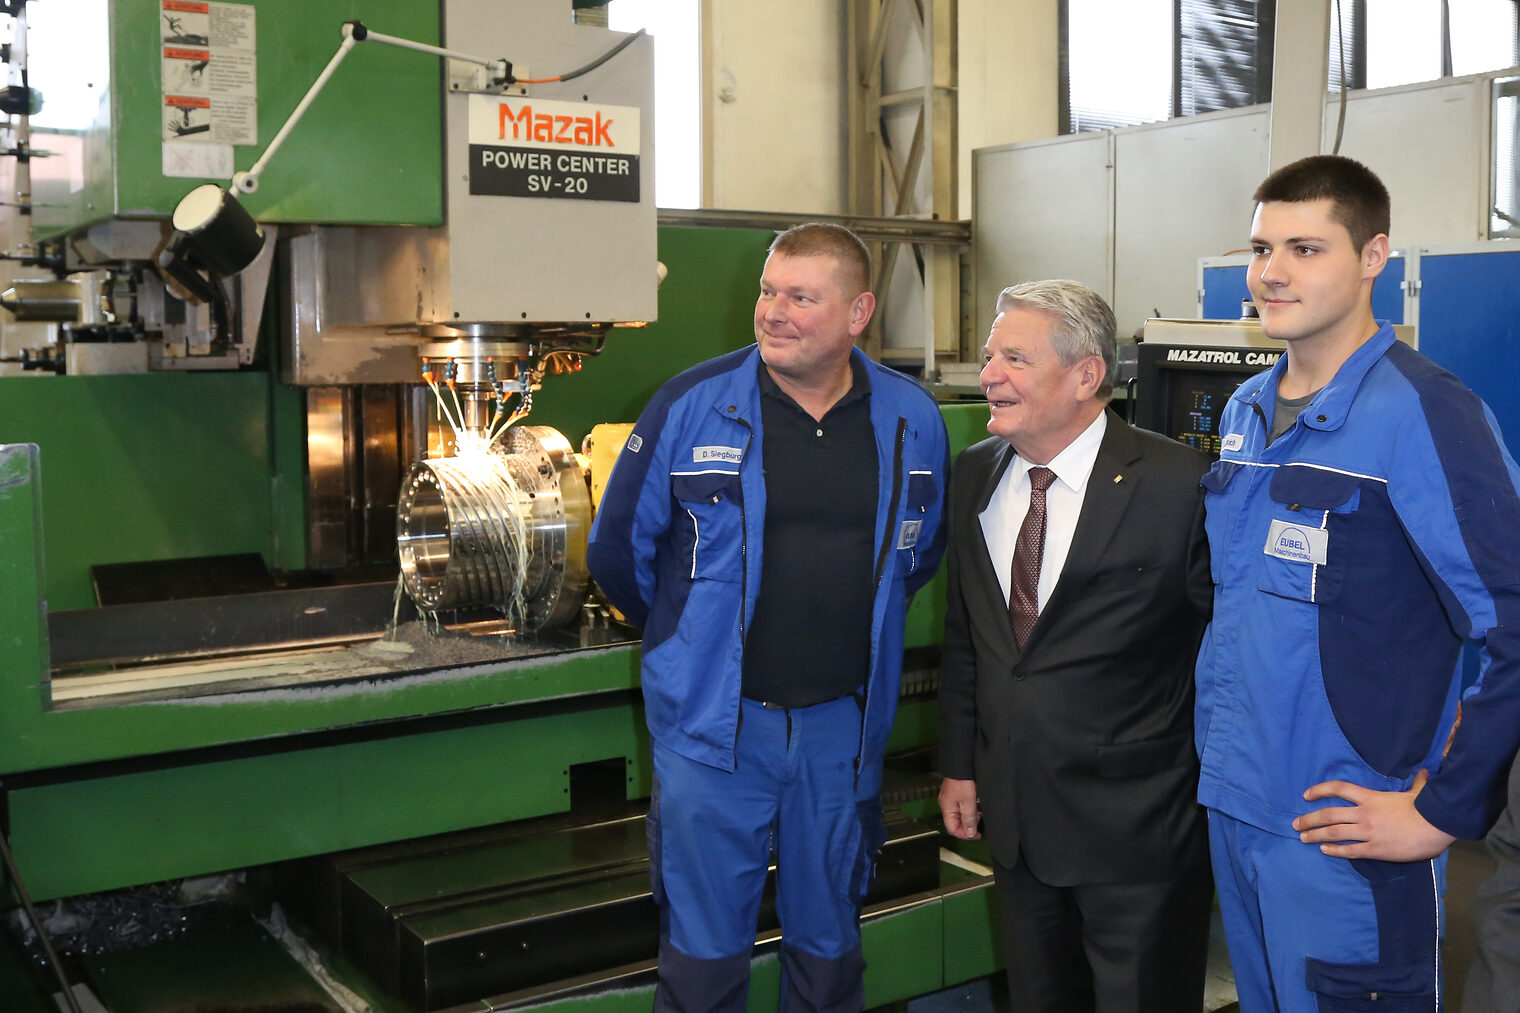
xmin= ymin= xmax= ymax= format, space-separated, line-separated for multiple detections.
xmin=457 ymin=389 xmax=494 ymax=433
xmin=396 ymin=426 xmax=591 ymax=631
xmin=0 ymin=280 xmax=81 ymax=321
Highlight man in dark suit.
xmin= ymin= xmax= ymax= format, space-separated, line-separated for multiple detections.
xmin=938 ymin=279 xmax=1214 ymax=1013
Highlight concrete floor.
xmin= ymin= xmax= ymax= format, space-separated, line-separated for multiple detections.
xmin=908 ymin=837 xmax=1497 ymax=1013
xmin=1202 ymin=908 xmax=1237 ymax=1012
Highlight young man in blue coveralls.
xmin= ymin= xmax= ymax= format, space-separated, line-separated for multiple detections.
xmin=587 ymin=223 xmax=948 ymax=1013
xmin=1196 ymin=154 xmax=1520 ymax=1011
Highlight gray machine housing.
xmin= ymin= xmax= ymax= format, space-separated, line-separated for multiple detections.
xmin=287 ymin=0 xmax=657 ymax=385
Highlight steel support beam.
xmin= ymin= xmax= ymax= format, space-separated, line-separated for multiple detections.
xmin=847 ymin=0 xmax=964 ymax=373
xmin=1268 ymin=0 xmax=1332 ymax=171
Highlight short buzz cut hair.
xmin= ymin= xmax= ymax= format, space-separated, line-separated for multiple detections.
xmin=1253 ymin=154 xmax=1391 ymax=252
xmin=768 ymin=223 xmax=872 ymax=296
xmin=995 ymin=279 xmax=1118 ymax=399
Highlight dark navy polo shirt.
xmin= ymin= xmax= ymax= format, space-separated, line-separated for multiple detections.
xmin=741 ymin=356 xmax=879 ymax=708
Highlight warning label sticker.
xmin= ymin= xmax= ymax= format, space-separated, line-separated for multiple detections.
xmin=160 ymin=0 xmax=256 ymax=145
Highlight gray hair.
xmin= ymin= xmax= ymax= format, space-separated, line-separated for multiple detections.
xmin=994 ymin=280 xmax=1117 ymax=398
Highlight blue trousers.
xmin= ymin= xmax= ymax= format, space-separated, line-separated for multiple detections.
xmin=648 ymin=695 xmax=882 ymax=1013
xmin=1209 ymin=809 xmax=1446 ymax=1012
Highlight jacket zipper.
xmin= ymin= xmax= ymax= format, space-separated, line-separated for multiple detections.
xmin=857 ymin=417 xmax=908 ymax=787
xmin=1253 ymin=399 xmax=1272 ymax=443
xmin=871 ymin=419 xmax=908 ymax=588
xmin=736 ymin=416 xmax=754 ymax=642
xmin=733 ymin=415 xmax=754 ymax=759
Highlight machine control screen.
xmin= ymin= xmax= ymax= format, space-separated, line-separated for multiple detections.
xmin=1166 ymin=371 xmax=1245 ymax=456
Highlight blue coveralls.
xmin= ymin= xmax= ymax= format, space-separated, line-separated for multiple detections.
xmin=588 ymin=345 xmax=948 ymax=1012
xmin=1196 ymin=324 xmax=1520 ymax=1011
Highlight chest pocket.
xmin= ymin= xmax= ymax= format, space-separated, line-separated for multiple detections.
xmin=1257 ymin=466 xmax=1361 ymax=605
xmin=894 ymin=470 xmax=939 ymax=577
xmin=671 ymin=472 xmax=744 ymax=582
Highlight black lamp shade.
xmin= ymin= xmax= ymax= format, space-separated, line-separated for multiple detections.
xmin=170 ymin=184 xmax=266 ymax=277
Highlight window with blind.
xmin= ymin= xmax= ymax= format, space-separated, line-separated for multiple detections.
xmin=1062 ymin=0 xmax=1519 ymax=133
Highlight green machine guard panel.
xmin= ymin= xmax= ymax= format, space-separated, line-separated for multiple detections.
xmin=28 ymin=0 xmax=443 ymax=237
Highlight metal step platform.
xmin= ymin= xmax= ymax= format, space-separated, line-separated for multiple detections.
xmin=274 ymin=806 xmax=942 ymax=1011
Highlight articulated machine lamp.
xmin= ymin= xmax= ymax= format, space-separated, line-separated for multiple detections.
xmin=161 ymin=18 xmax=518 ymax=292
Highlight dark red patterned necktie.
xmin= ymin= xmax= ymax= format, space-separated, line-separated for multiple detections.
xmin=1009 ymin=467 xmax=1056 ymax=648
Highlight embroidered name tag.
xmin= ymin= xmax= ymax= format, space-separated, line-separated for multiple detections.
xmin=1222 ymin=433 xmax=1245 ymax=452
xmin=694 ymin=445 xmax=743 ymax=463
xmin=897 ymin=519 xmax=922 ymax=549
xmin=1264 ymin=518 xmax=1327 ymax=565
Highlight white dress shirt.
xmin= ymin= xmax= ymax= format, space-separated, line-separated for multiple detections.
xmin=979 ymin=411 xmax=1108 ymax=611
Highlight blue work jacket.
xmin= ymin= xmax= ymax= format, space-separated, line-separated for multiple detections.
xmin=1196 ymin=324 xmax=1520 ymax=841
xmin=588 ymin=345 xmax=949 ymax=795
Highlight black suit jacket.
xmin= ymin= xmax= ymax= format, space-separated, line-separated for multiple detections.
xmin=939 ymin=409 xmax=1212 ymax=886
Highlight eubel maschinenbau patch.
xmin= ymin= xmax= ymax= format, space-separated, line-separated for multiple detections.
xmin=1263 ymin=517 xmax=1327 ymax=565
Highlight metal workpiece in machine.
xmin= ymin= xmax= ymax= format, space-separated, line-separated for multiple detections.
xmin=400 ymin=328 xmax=601 ymax=631
xmin=398 ymin=425 xmax=592 ymax=631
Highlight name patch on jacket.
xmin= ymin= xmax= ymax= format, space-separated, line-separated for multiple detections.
xmin=694 ymin=445 xmax=743 ymax=464
xmin=1222 ymin=433 xmax=1245 ymax=452
xmin=897 ymin=519 xmax=922 ymax=549
xmin=1264 ymin=519 xmax=1327 ymax=564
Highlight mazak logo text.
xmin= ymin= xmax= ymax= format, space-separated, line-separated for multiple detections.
xmin=500 ymin=104 xmax=615 ymax=147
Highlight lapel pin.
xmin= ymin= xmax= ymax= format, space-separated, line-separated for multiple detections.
xmin=1113 ymin=474 xmax=1124 ymax=484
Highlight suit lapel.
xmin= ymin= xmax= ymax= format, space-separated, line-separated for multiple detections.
xmin=974 ymin=441 xmax=1018 ymax=516
xmin=1022 ymin=411 xmax=1141 ymax=654
xmin=968 ymin=442 xmax=1020 ymax=656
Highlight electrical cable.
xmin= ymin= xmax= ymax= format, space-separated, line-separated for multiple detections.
xmin=208 ymin=276 xmax=233 ymax=348
xmin=0 ymin=825 xmax=84 ymax=1013
xmin=515 ymin=28 xmax=646 ymax=83
xmin=539 ymin=327 xmax=609 ymax=362
xmin=1331 ymin=0 xmax=1348 ymax=155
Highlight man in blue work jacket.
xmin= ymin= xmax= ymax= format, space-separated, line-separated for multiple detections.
xmin=1197 ymin=154 xmax=1520 ymax=1011
xmin=588 ymin=223 xmax=948 ymax=1013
